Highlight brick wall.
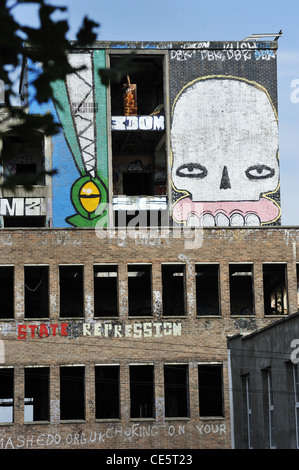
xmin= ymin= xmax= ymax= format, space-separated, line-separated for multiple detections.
xmin=0 ymin=226 xmax=298 ymax=449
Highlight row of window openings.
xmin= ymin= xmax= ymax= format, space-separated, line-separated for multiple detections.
xmin=0 ymin=263 xmax=293 ymax=319
xmin=0 ymin=364 xmax=223 ymax=424
xmin=243 ymin=365 xmax=299 ymax=449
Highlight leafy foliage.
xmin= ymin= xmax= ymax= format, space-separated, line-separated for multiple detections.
xmin=0 ymin=0 xmax=133 ymax=189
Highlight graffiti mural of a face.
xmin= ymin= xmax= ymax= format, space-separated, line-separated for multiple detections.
xmin=171 ymin=77 xmax=280 ymax=226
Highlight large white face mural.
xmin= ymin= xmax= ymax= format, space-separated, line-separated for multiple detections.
xmin=171 ymin=77 xmax=280 ymax=227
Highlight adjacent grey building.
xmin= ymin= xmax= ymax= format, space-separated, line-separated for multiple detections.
xmin=228 ymin=312 xmax=299 ymax=449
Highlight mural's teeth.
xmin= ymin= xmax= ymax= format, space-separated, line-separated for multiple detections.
xmin=244 ymin=213 xmax=260 ymax=226
xmin=215 ymin=213 xmax=229 ymax=226
xmin=202 ymin=213 xmax=215 ymax=226
xmin=230 ymin=213 xmax=245 ymax=226
xmin=186 ymin=214 xmax=201 ymax=227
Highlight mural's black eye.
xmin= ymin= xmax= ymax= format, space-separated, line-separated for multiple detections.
xmin=245 ymin=165 xmax=275 ymax=180
xmin=176 ymin=163 xmax=207 ymax=179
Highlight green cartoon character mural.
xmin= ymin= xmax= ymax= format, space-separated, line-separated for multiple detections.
xmin=51 ymin=50 xmax=109 ymax=227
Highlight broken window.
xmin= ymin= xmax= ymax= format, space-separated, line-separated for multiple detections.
xmin=60 ymin=366 xmax=85 ymax=421
xmin=130 ymin=365 xmax=154 ymax=419
xmin=196 ymin=264 xmax=220 ymax=316
xmin=0 ymin=368 xmax=14 ymax=424
xmin=0 ymin=266 xmax=14 ymax=319
xmin=59 ymin=265 xmax=84 ymax=318
xmin=263 ymin=264 xmax=288 ymax=315
xmin=164 ymin=364 xmax=189 ymax=418
xmin=198 ymin=364 xmax=224 ymax=417
xmin=162 ymin=264 xmax=186 ymax=316
xmin=128 ymin=264 xmax=152 ymax=316
xmin=229 ymin=264 xmax=254 ymax=316
xmin=94 ymin=265 xmax=118 ymax=317
xmin=24 ymin=367 xmax=49 ymax=422
xmin=95 ymin=365 xmax=120 ymax=420
xmin=110 ymin=55 xmax=167 ymax=227
xmin=1 ymin=132 xmax=45 ymax=185
xmin=24 ymin=265 xmax=49 ymax=319
xmin=3 ymin=216 xmax=46 ymax=227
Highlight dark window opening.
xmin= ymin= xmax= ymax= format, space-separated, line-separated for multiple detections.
xmin=196 ymin=264 xmax=220 ymax=316
xmin=95 ymin=366 xmax=120 ymax=420
xmin=3 ymin=216 xmax=46 ymax=227
xmin=60 ymin=366 xmax=85 ymax=421
xmin=229 ymin=264 xmax=254 ymax=316
xmin=0 ymin=267 xmax=14 ymax=319
xmin=263 ymin=264 xmax=287 ymax=315
xmin=164 ymin=364 xmax=189 ymax=418
xmin=24 ymin=367 xmax=49 ymax=422
xmin=123 ymin=172 xmax=153 ymax=196
xmin=130 ymin=365 xmax=154 ymax=419
xmin=198 ymin=364 xmax=224 ymax=417
xmin=0 ymin=368 xmax=13 ymax=424
xmin=94 ymin=265 xmax=118 ymax=317
xmin=110 ymin=55 xmax=166 ymax=205
xmin=24 ymin=265 xmax=49 ymax=319
xmin=1 ymin=132 xmax=45 ymax=185
xmin=59 ymin=265 xmax=84 ymax=318
xmin=162 ymin=265 xmax=186 ymax=316
xmin=128 ymin=265 xmax=152 ymax=316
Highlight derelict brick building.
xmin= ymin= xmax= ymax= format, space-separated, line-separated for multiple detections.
xmin=1 ymin=35 xmax=297 ymax=450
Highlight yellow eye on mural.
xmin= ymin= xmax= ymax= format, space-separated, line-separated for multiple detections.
xmin=79 ymin=181 xmax=101 ymax=213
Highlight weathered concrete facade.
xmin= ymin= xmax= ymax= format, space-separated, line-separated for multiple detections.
xmin=228 ymin=312 xmax=299 ymax=449
xmin=0 ymin=226 xmax=298 ymax=449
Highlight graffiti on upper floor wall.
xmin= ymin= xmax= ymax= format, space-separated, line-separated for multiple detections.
xmin=171 ymin=76 xmax=281 ymax=228
xmin=51 ymin=51 xmax=109 ymax=228
xmin=0 ymin=198 xmax=45 ymax=216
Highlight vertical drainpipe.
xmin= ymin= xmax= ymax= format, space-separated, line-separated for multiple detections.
xmin=228 ymin=347 xmax=235 ymax=449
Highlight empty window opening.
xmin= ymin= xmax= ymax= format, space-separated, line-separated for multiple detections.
xmin=128 ymin=265 xmax=152 ymax=316
xmin=263 ymin=264 xmax=288 ymax=315
xmin=1 ymin=132 xmax=45 ymax=185
xmin=94 ymin=265 xmax=118 ymax=317
xmin=229 ymin=264 xmax=254 ymax=316
xmin=162 ymin=265 xmax=186 ymax=316
xmin=24 ymin=266 xmax=49 ymax=319
xmin=24 ymin=367 xmax=49 ymax=422
xmin=130 ymin=365 xmax=154 ymax=419
xmin=164 ymin=364 xmax=189 ymax=418
xmin=60 ymin=366 xmax=85 ymax=421
xmin=0 ymin=368 xmax=13 ymax=424
xmin=196 ymin=264 xmax=220 ymax=316
xmin=0 ymin=267 xmax=14 ymax=319
xmin=59 ymin=265 xmax=84 ymax=318
xmin=95 ymin=365 xmax=120 ymax=420
xmin=198 ymin=364 xmax=224 ymax=418
xmin=3 ymin=216 xmax=46 ymax=227
xmin=110 ymin=55 xmax=167 ymax=205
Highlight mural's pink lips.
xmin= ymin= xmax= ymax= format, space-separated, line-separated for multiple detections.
xmin=173 ymin=197 xmax=280 ymax=223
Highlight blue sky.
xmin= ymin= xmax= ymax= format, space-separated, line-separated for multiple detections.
xmin=11 ymin=0 xmax=299 ymax=225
